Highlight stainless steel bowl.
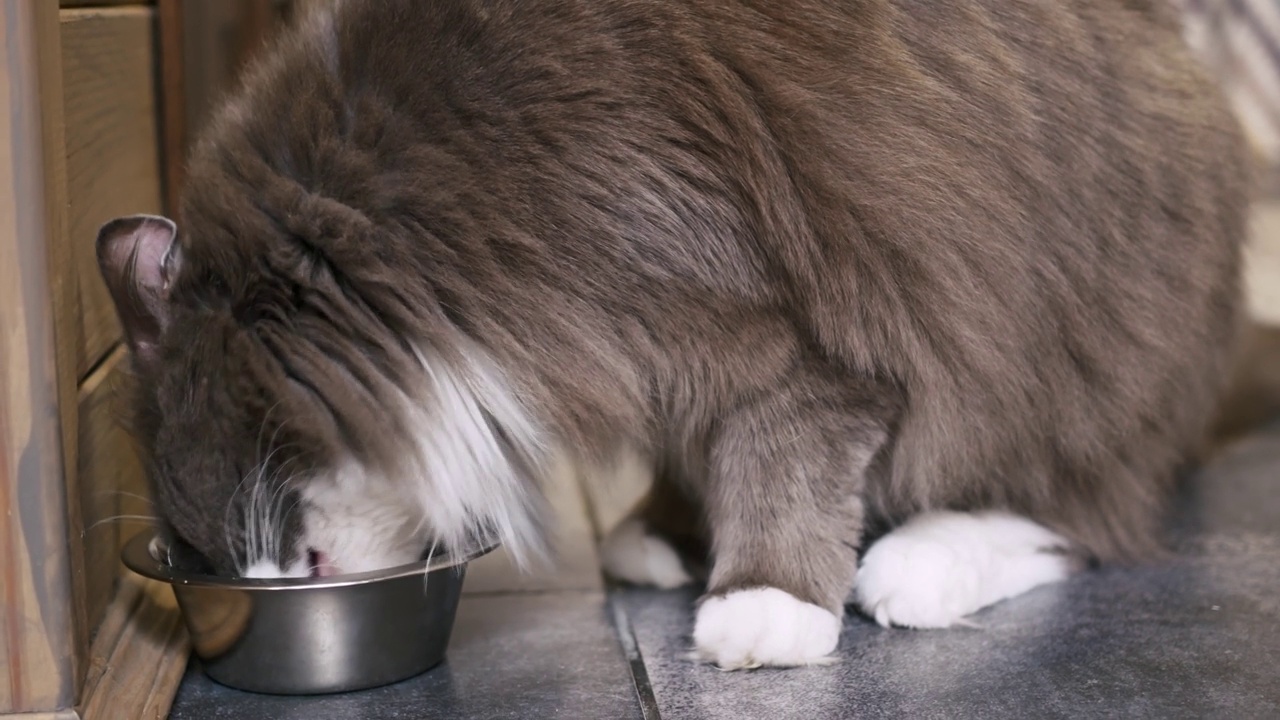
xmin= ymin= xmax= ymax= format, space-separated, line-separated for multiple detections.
xmin=121 ymin=529 xmax=496 ymax=695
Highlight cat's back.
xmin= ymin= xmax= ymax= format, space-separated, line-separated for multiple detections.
xmin=208 ymin=0 xmax=1247 ymax=368
xmin=284 ymin=0 xmax=1248 ymax=379
xmin=318 ymin=0 xmax=1245 ymax=277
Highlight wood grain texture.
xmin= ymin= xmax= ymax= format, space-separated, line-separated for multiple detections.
xmin=31 ymin=0 xmax=91 ymax=704
xmin=75 ymin=347 xmax=152 ymax=647
xmin=77 ymin=574 xmax=187 ymax=720
xmin=60 ymin=1 xmax=147 ymax=6
xmin=0 ymin=0 xmax=78 ymax=713
xmin=156 ymin=0 xmax=186 ymax=216
xmin=60 ymin=6 xmax=163 ymax=379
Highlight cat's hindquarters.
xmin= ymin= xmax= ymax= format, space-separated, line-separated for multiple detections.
xmin=852 ymin=510 xmax=1081 ymax=629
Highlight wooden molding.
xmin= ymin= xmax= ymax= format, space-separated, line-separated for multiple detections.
xmin=76 ymin=575 xmax=188 ymax=720
xmin=74 ymin=347 xmax=148 ymax=647
xmin=0 ymin=0 xmax=79 ymax=713
xmin=29 ymin=0 xmax=87 ymax=700
xmin=0 ymin=572 xmax=192 ymax=720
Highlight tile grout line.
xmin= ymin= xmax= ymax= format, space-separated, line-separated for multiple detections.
xmin=608 ymin=592 xmax=663 ymax=720
xmin=564 ymin=460 xmax=664 ymax=719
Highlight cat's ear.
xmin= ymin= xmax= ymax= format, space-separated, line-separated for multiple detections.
xmin=95 ymin=214 xmax=181 ymax=365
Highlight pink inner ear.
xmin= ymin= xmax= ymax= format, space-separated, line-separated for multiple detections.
xmin=130 ymin=221 xmax=174 ymax=290
xmin=94 ymin=214 xmax=180 ymax=360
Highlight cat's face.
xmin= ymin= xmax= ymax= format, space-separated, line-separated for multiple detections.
xmin=95 ymin=215 xmax=436 ymax=578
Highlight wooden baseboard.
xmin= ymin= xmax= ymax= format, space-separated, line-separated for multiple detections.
xmin=76 ymin=575 xmax=188 ymax=720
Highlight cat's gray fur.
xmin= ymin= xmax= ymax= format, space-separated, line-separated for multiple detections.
xmin=97 ymin=0 xmax=1249 ymax=619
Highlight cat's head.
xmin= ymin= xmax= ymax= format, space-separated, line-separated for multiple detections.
xmin=95 ymin=213 xmax=549 ymax=579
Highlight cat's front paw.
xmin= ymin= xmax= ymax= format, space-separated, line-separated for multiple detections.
xmin=691 ymin=587 xmax=841 ymax=670
xmin=852 ymin=511 xmax=1074 ymax=629
xmin=601 ymin=518 xmax=694 ymax=589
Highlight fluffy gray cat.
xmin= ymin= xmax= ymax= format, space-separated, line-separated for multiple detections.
xmin=96 ymin=0 xmax=1250 ymax=669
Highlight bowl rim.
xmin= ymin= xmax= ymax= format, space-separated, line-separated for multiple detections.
xmin=121 ymin=528 xmax=498 ymax=591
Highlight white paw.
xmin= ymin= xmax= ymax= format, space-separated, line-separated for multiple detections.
xmin=853 ymin=511 xmax=1074 ymax=629
xmin=692 ymin=587 xmax=841 ymax=670
xmin=600 ymin=518 xmax=693 ymax=589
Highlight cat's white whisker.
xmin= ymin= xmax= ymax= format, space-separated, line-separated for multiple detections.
xmin=84 ymin=514 xmax=158 ymax=534
xmin=227 ymin=451 xmax=271 ymax=573
xmin=231 ymin=437 xmax=310 ymax=576
xmin=251 ymin=401 xmax=287 ymax=466
xmin=92 ymin=489 xmax=155 ymax=506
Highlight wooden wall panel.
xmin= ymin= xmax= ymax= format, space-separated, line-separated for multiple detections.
xmin=73 ymin=350 xmax=187 ymax=720
xmin=75 ymin=348 xmax=151 ymax=643
xmin=31 ymin=0 xmax=89 ymax=705
xmin=0 ymin=0 xmax=79 ymax=715
xmin=60 ymin=7 xmax=163 ymax=380
xmin=156 ymin=0 xmax=186 ymax=216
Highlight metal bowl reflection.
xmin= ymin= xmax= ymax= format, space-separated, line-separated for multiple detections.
xmin=121 ymin=529 xmax=494 ymax=695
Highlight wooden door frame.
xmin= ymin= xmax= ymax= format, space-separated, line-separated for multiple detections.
xmin=2 ymin=2 xmax=190 ymax=718
xmin=1 ymin=0 xmax=81 ymax=716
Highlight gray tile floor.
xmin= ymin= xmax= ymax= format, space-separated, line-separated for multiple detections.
xmin=169 ymin=421 xmax=1280 ymax=720
xmin=172 ymin=592 xmax=643 ymax=720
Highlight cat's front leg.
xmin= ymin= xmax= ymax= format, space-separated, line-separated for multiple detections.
xmin=690 ymin=371 xmax=896 ymax=670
